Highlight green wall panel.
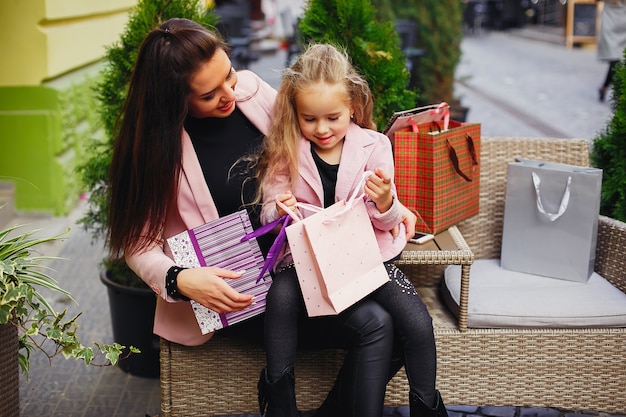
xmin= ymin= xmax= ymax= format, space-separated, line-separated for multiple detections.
xmin=0 ymin=77 xmax=102 ymax=216
xmin=0 ymin=86 xmax=69 ymax=215
xmin=0 ymin=86 xmax=63 ymax=214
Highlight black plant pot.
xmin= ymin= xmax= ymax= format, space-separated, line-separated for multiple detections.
xmin=100 ymin=270 xmax=160 ymax=378
xmin=450 ymin=102 xmax=470 ymax=123
xmin=0 ymin=324 xmax=19 ymax=417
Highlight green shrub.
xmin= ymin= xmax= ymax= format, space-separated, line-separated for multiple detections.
xmin=389 ymin=0 xmax=464 ymax=105
xmin=591 ymin=59 xmax=626 ymax=222
xmin=298 ymin=0 xmax=418 ymax=128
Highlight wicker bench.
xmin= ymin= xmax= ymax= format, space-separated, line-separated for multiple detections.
xmin=160 ymin=136 xmax=626 ymax=416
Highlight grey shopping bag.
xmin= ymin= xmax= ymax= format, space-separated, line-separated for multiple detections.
xmin=500 ymin=159 xmax=602 ymax=282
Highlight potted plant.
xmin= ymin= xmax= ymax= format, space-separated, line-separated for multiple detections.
xmin=0 ymin=210 xmax=129 ymax=416
xmin=591 ymin=59 xmax=626 ymax=223
xmin=297 ymin=0 xmax=419 ymax=128
xmin=77 ymin=0 xmax=218 ymax=378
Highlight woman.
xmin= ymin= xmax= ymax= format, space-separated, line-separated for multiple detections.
xmin=597 ymin=0 xmax=626 ymax=102
xmin=106 ymin=18 xmax=416 ymax=416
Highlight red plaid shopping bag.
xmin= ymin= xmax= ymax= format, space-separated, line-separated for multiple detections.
xmin=393 ymin=119 xmax=481 ymax=234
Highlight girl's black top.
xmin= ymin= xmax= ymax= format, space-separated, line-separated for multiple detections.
xmin=311 ymin=144 xmax=339 ymax=208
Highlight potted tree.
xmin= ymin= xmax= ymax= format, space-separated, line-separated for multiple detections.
xmin=591 ymin=59 xmax=626 ymax=223
xmin=0 ymin=210 xmax=128 ymax=416
xmin=77 ymin=0 xmax=218 ymax=378
xmin=377 ymin=0 xmax=467 ymax=120
xmin=297 ymin=0 xmax=418 ymax=128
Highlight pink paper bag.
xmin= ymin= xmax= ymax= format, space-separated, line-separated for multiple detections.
xmin=285 ymin=196 xmax=389 ymax=317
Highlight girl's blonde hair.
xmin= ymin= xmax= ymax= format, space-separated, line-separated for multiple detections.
xmin=256 ymin=43 xmax=376 ymax=198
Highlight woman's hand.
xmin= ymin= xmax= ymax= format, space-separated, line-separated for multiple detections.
xmin=365 ymin=168 xmax=393 ymax=213
xmin=175 ymin=267 xmax=254 ymax=313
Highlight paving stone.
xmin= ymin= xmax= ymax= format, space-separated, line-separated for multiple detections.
xmin=520 ymin=407 xmax=563 ymax=417
xmin=384 ymin=405 xmax=400 ymax=416
xmin=393 ymin=405 xmax=410 ymax=416
xmin=480 ymin=405 xmax=517 ymax=417
xmin=448 ymin=405 xmax=481 ymax=413
xmin=564 ymin=414 xmax=598 ymax=417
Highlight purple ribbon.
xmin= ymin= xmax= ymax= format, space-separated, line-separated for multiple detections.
xmin=241 ymin=214 xmax=292 ymax=283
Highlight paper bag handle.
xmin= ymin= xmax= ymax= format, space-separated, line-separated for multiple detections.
xmin=408 ymin=102 xmax=450 ymax=133
xmin=447 ymin=134 xmax=478 ymax=182
xmin=531 ymin=171 xmax=571 ymax=222
xmin=275 ymin=170 xmax=374 ymax=224
xmin=241 ymin=214 xmax=292 ymax=282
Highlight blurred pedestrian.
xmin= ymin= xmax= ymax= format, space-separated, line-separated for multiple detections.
xmin=597 ymin=0 xmax=626 ymax=102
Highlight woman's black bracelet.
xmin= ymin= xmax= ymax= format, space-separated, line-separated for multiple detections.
xmin=165 ymin=265 xmax=190 ymax=301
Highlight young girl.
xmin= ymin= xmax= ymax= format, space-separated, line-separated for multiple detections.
xmin=256 ymin=44 xmax=448 ymax=417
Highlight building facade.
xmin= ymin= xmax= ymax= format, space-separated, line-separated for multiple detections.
xmin=0 ymin=0 xmax=134 ymax=215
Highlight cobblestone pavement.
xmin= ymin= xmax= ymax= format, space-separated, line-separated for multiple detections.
xmin=14 ymin=27 xmax=624 ymax=417
xmin=455 ymin=29 xmax=612 ymax=141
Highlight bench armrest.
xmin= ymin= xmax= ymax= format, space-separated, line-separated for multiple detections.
xmin=595 ymin=215 xmax=626 ymax=294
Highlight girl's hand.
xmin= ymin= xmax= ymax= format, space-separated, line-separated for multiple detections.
xmin=276 ymin=191 xmax=298 ymax=218
xmin=394 ymin=203 xmax=417 ymax=241
xmin=175 ymin=267 xmax=254 ymax=313
xmin=365 ymin=168 xmax=393 ymax=213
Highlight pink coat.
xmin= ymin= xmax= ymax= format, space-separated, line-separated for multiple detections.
xmin=126 ymin=70 xmax=276 ymax=346
xmin=260 ymin=122 xmax=407 ymax=268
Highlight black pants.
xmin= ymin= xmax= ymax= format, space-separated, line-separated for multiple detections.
xmin=603 ymin=60 xmax=619 ymax=89
xmin=370 ymin=263 xmax=437 ymax=407
xmin=264 ymin=265 xmax=394 ymax=417
xmin=264 ymin=262 xmax=438 ymax=414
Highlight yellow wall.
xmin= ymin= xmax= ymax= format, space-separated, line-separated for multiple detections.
xmin=0 ymin=0 xmax=135 ymax=86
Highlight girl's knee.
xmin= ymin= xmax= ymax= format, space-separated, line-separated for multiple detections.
xmin=347 ymin=300 xmax=394 ymax=341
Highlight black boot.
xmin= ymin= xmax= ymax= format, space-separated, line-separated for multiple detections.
xmin=312 ymin=382 xmax=340 ymax=417
xmin=409 ymin=390 xmax=448 ymax=417
xmin=258 ymin=368 xmax=301 ymax=417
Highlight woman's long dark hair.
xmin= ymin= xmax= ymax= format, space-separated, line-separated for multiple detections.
xmin=107 ymin=18 xmax=228 ymax=257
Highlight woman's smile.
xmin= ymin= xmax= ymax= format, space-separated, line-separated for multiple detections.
xmin=217 ymin=101 xmax=234 ymax=112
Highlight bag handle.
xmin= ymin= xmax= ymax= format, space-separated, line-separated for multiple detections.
xmin=446 ymin=133 xmax=478 ymax=182
xmin=531 ymin=171 xmax=571 ymax=222
xmin=320 ymin=170 xmax=372 ymax=223
xmin=275 ymin=170 xmax=374 ymax=225
xmin=409 ymin=102 xmax=450 ymax=133
xmin=249 ymin=170 xmax=374 ymax=281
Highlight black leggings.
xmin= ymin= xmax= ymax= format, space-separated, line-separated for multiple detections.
xmin=264 ymin=262 xmax=438 ymax=413
xmin=370 ymin=263 xmax=437 ymax=407
xmin=264 ymin=266 xmax=394 ymax=417
xmin=603 ymin=60 xmax=619 ymax=89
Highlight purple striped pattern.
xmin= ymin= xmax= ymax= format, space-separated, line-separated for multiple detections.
xmin=178 ymin=210 xmax=271 ymax=330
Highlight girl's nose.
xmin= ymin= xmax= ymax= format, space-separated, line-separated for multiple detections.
xmin=315 ymin=122 xmax=329 ymax=135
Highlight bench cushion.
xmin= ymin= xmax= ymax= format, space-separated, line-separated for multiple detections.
xmin=442 ymin=259 xmax=626 ymax=328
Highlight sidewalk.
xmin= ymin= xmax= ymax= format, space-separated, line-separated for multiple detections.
xmin=455 ymin=30 xmax=613 ymax=140
xmin=14 ymin=29 xmax=623 ymax=417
